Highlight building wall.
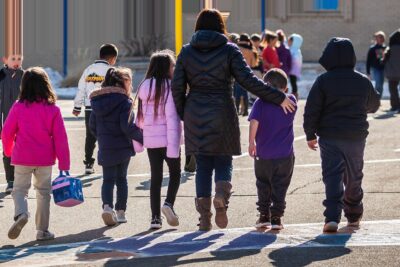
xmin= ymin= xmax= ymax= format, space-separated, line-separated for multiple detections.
xmin=214 ymin=0 xmax=400 ymax=62
xmin=2 ymin=0 xmax=399 ymax=75
xmin=1 ymin=0 xmax=175 ymax=77
xmin=23 ymin=0 xmax=64 ymax=71
xmin=0 ymin=0 xmax=4 ymax=59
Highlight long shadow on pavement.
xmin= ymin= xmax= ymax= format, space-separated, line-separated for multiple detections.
xmin=63 ymin=117 xmax=85 ymax=122
xmin=0 ymin=226 xmax=114 ymax=264
xmin=136 ymin=172 xmax=194 ymax=191
xmin=374 ymin=110 xmax=398 ymax=120
xmin=0 ymin=228 xmax=176 ymax=265
xmin=268 ymin=226 xmax=354 ymax=266
xmin=104 ymin=229 xmax=278 ymax=266
xmin=76 ymin=229 xmax=177 ymax=263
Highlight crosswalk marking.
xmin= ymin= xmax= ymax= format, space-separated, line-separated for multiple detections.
xmin=1 ymin=220 xmax=400 ymax=265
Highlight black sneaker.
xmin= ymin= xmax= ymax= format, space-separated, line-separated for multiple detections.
xmin=255 ymin=214 xmax=271 ymax=228
xmin=84 ymin=160 xmax=95 ymax=175
xmin=5 ymin=182 xmax=13 ymax=195
xmin=150 ymin=215 xmax=162 ymax=229
xmin=271 ymin=216 xmax=283 ymax=230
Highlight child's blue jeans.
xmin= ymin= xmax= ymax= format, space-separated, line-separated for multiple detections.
xmin=101 ymin=158 xmax=130 ymax=211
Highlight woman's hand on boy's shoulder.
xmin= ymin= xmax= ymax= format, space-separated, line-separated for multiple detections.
xmin=280 ymin=96 xmax=296 ymax=114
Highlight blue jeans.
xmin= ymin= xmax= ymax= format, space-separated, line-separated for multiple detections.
xmin=319 ymin=138 xmax=365 ymax=223
xmin=371 ymin=67 xmax=384 ymax=98
xmin=195 ymin=155 xmax=232 ymax=197
xmin=101 ymin=158 xmax=130 ymax=211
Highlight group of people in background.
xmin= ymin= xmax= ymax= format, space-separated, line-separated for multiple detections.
xmin=0 ymin=8 xmax=396 ymax=242
xmin=366 ymin=29 xmax=400 ymax=112
xmin=229 ymin=29 xmax=303 ymax=116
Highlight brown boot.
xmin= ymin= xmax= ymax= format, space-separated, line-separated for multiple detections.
xmin=195 ymin=197 xmax=212 ymax=231
xmin=213 ymin=181 xmax=232 ymax=228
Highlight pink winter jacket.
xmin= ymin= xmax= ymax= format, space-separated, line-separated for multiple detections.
xmin=137 ymin=79 xmax=182 ymax=158
xmin=1 ymin=101 xmax=70 ymax=170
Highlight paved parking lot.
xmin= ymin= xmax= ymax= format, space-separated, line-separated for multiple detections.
xmin=0 ymin=100 xmax=399 ymax=266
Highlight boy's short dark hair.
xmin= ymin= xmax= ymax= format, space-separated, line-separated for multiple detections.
xmin=263 ymin=68 xmax=288 ymax=90
xmin=99 ymin=44 xmax=118 ymax=60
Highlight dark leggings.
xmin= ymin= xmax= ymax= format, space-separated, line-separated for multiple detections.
xmin=3 ymin=153 xmax=14 ymax=183
xmin=147 ymin=148 xmax=181 ymax=217
xmin=85 ymin=109 xmax=97 ymax=163
xmin=388 ymin=80 xmax=400 ymax=109
xmin=289 ymin=75 xmax=298 ymax=94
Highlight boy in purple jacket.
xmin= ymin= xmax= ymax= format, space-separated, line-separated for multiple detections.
xmin=248 ymin=68 xmax=297 ymax=230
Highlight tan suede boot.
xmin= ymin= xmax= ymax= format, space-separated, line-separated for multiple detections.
xmin=213 ymin=181 xmax=232 ymax=228
xmin=195 ymin=197 xmax=212 ymax=231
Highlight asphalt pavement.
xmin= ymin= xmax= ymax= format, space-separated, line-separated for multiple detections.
xmin=0 ymin=100 xmax=399 ymax=266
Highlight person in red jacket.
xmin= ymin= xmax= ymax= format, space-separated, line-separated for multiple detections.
xmin=262 ymin=31 xmax=281 ymax=72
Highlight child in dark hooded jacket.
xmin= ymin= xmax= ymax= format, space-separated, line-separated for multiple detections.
xmin=89 ymin=67 xmax=143 ymax=227
xmin=303 ymin=37 xmax=380 ymax=233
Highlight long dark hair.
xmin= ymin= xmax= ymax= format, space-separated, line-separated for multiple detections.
xmin=19 ymin=67 xmax=57 ymax=104
xmin=195 ymin=9 xmax=227 ymax=35
xmin=136 ymin=50 xmax=176 ymax=121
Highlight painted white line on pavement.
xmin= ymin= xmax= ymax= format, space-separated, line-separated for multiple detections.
xmin=233 ymin=158 xmax=400 ymax=172
xmin=1 ymin=158 xmax=400 ymax=187
xmin=2 ymin=220 xmax=400 ymax=264
xmin=233 ymin=153 xmax=249 ymax=159
xmin=233 ymin=135 xmax=307 ymax=159
xmin=294 ymin=135 xmax=306 ymax=141
xmin=395 ymin=148 xmax=400 ymax=152
xmin=66 ymin=128 xmax=86 ymax=131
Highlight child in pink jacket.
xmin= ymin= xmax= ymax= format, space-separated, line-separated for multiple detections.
xmin=135 ymin=50 xmax=183 ymax=229
xmin=2 ymin=67 xmax=70 ymax=241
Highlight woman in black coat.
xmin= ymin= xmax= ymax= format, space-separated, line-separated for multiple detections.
xmin=384 ymin=29 xmax=400 ymax=111
xmin=171 ymin=9 xmax=295 ymax=231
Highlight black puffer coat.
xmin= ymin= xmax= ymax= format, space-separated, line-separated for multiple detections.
xmin=172 ymin=30 xmax=286 ymax=156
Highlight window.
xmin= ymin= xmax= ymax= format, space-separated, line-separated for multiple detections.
xmin=314 ymin=0 xmax=339 ymax=11
xmin=289 ymin=0 xmax=342 ymax=14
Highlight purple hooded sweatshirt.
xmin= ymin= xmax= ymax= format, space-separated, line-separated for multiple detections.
xmin=276 ymin=43 xmax=292 ymax=75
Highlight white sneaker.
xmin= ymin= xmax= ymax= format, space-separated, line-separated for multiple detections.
xmin=161 ymin=204 xmax=179 ymax=227
xmin=36 ymin=230 xmax=55 ymax=241
xmin=8 ymin=213 xmax=29 ymax=240
xmin=323 ymin=221 xmax=339 ymax=232
xmin=102 ymin=205 xmax=117 ymax=226
xmin=116 ymin=210 xmax=127 ymax=223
